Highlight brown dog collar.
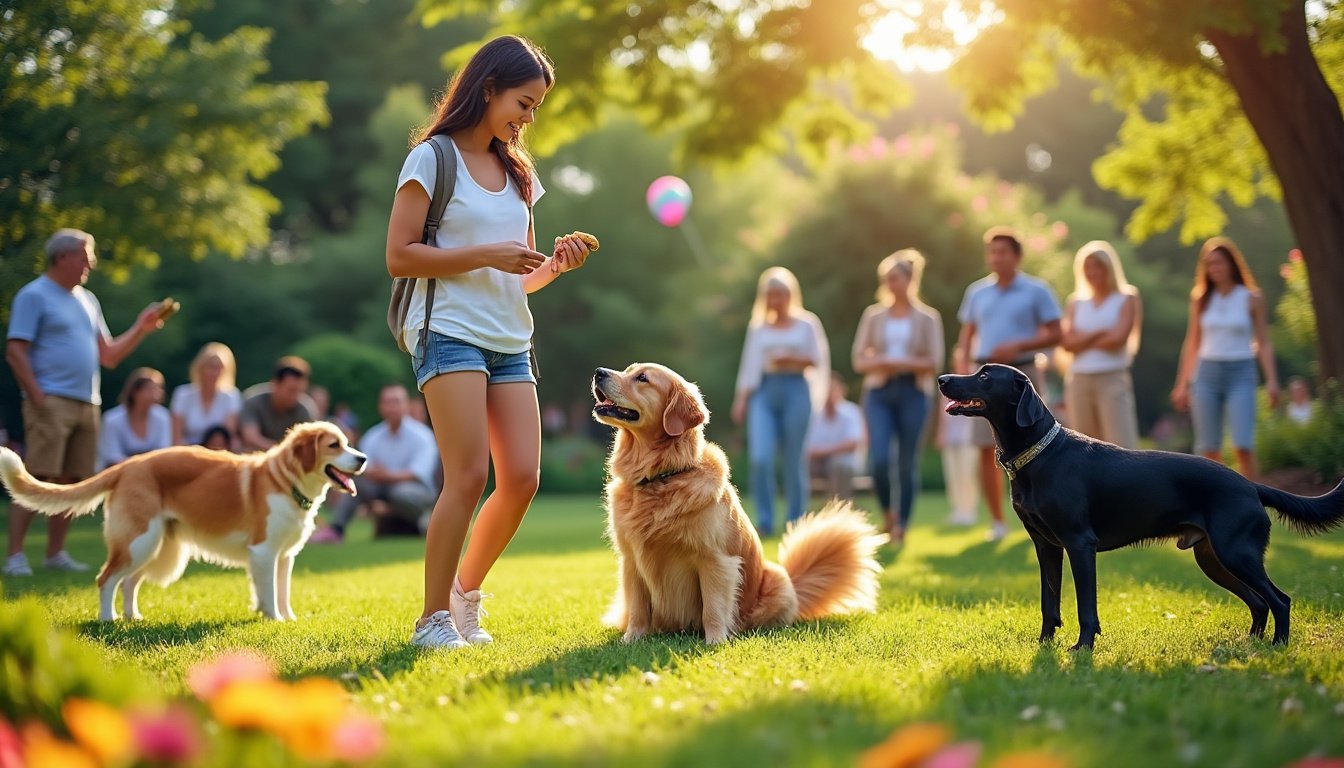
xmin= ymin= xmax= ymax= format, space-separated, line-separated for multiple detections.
xmin=996 ymin=421 xmax=1062 ymax=481
xmin=637 ymin=467 xmax=693 ymax=486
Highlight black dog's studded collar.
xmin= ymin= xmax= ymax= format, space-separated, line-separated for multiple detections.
xmin=291 ymin=486 xmax=314 ymax=510
xmin=996 ymin=421 xmax=1062 ymax=481
xmin=638 ymin=467 xmax=693 ymax=486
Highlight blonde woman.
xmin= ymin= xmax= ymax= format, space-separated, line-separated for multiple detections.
xmin=1171 ymin=237 xmax=1280 ymax=480
xmin=732 ymin=267 xmax=830 ymax=536
xmin=852 ymin=250 xmax=945 ymax=544
xmin=170 ymin=342 xmax=242 ymax=446
xmin=1061 ymin=241 xmax=1141 ymax=448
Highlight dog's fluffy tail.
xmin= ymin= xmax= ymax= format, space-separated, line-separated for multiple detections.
xmin=1257 ymin=478 xmax=1344 ymax=536
xmin=0 ymin=446 xmax=116 ymax=518
xmin=777 ymin=500 xmax=889 ymax=621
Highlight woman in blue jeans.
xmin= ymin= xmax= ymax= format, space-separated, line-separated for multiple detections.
xmin=1171 ymin=237 xmax=1279 ymax=481
xmin=732 ymin=267 xmax=830 ymax=535
xmin=851 ymin=250 xmax=945 ymax=545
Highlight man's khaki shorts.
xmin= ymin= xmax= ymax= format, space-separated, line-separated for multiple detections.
xmin=22 ymin=395 xmax=99 ymax=480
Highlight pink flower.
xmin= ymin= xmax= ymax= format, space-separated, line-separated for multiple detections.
xmin=894 ymin=135 xmax=913 ymax=157
xmin=332 ymin=715 xmax=385 ymax=762
xmin=1288 ymin=248 xmax=1303 ymax=263
xmin=0 ymin=718 xmax=23 ymax=768
xmin=131 ymin=706 xmax=203 ymax=763
xmin=1051 ymin=221 xmax=1069 ymax=240
xmin=947 ymin=212 xmax=965 ymax=229
xmin=945 ymin=122 xmax=960 ymax=137
xmin=1028 ymin=235 xmax=1049 ymax=254
xmin=917 ymin=136 xmax=935 ymax=159
xmin=1281 ymin=264 xmax=1293 ymax=279
xmin=870 ymin=136 xmax=889 ymax=159
xmin=187 ymin=650 xmax=275 ymax=701
xmin=923 ymin=741 xmax=984 ymax=768
xmin=972 ymin=195 xmax=988 ymax=212
xmin=1282 ymin=759 xmax=1344 ymax=768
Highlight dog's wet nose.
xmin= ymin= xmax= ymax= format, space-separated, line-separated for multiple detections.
xmin=594 ymin=368 xmax=612 ymax=381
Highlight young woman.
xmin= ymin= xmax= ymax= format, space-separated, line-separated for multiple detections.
xmin=851 ymin=250 xmax=945 ymax=545
xmin=170 ymin=342 xmax=242 ymax=447
xmin=386 ymin=36 xmax=590 ymax=649
xmin=732 ymin=267 xmax=830 ymax=536
xmin=1171 ymin=237 xmax=1280 ymax=480
xmin=98 ymin=368 xmax=171 ymax=470
xmin=1061 ymin=241 xmax=1141 ymax=448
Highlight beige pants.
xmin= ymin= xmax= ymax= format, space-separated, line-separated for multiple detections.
xmin=1065 ymin=369 xmax=1140 ymax=449
xmin=941 ymin=443 xmax=980 ymax=519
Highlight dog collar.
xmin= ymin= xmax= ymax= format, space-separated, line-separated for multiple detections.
xmin=996 ymin=421 xmax=1062 ymax=481
xmin=638 ymin=467 xmax=692 ymax=486
xmin=291 ymin=486 xmax=313 ymax=510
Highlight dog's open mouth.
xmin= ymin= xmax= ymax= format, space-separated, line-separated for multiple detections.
xmin=945 ymin=398 xmax=986 ymax=415
xmin=592 ymin=383 xmax=639 ymax=422
xmin=325 ymin=465 xmax=358 ymax=495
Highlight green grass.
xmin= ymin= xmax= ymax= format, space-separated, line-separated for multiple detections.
xmin=4 ymin=493 xmax=1344 ymax=767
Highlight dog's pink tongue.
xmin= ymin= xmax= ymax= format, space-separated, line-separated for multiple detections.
xmin=945 ymin=400 xmax=960 ymax=413
xmin=332 ymin=469 xmax=357 ymax=495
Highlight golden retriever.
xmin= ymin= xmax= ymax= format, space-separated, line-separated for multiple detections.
xmin=0 ymin=422 xmax=365 ymax=622
xmin=592 ymin=363 xmax=887 ymax=644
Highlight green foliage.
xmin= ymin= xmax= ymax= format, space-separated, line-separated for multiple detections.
xmin=291 ymin=335 xmax=413 ymax=428
xmin=539 ymin=435 xmax=608 ymax=494
xmin=1258 ymin=380 xmax=1344 ymax=479
xmin=0 ymin=0 xmax=328 ymax=290
xmin=0 ymin=599 xmax=141 ymax=726
xmin=1274 ymin=250 xmax=1317 ymax=356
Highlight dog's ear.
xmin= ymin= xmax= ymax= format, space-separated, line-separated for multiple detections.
xmin=662 ymin=381 xmax=708 ymax=437
xmin=1014 ymin=374 xmax=1049 ymax=427
xmin=296 ymin=431 xmax=319 ymax=471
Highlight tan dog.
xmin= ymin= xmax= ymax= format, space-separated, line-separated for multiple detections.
xmin=592 ymin=364 xmax=887 ymax=644
xmin=0 ymin=422 xmax=365 ymax=622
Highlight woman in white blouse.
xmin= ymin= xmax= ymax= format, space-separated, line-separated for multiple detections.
xmin=170 ymin=342 xmax=242 ymax=447
xmin=732 ymin=267 xmax=830 ymax=536
xmin=98 ymin=368 xmax=171 ymax=469
xmin=1061 ymin=241 xmax=1141 ymax=448
xmin=851 ymin=250 xmax=945 ymax=545
xmin=1172 ymin=237 xmax=1280 ymax=480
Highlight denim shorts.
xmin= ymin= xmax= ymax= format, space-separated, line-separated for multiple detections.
xmin=413 ymin=330 xmax=535 ymax=390
xmin=1190 ymin=358 xmax=1257 ymax=452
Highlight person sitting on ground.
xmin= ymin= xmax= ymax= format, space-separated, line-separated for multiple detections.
xmin=200 ymin=424 xmax=233 ymax=451
xmin=238 ymin=356 xmax=315 ymax=452
xmin=1285 ymin=376 xmax=1315 ymax=426
xmin=311 ymin=383 xmax=439 ymax=543
xmin=806 ymin=371 xmax=866 ymax=501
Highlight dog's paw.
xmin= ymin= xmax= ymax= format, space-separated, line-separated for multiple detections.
xmin=704 ymin=631 xmax=729 ymax=645
xmin=622 ymin=628 xmax=647 ymax=644
xmin=284 ymin=611 xmax=297 ymax=622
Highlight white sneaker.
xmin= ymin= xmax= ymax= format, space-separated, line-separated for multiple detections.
xmin=450 ymin=580 xmax=494 ymax=645
xmin=987 ymin=521 xmax=1008 ymax=542
xmin=2 ymin=553 xmax=33 ymax=577
xmin=43 ymin=551 xmax=90 ymax=572
xmin=410 ymin=610 xmax=469 ymax=650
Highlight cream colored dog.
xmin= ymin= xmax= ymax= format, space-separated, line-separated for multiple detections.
xmin=592 ymin=363 xmax=887 ymax=644
xmin=0 ymin=422 xmax=365 ymax=622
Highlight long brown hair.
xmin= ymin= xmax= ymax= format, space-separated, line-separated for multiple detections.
xmin=1193 ymin=236 xmax=1259 ymax=313
xmin=415 ymin=35 xmax=554 ymax=205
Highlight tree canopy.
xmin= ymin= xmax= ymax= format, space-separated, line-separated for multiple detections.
xmin=0 ymin=0 xmax=327 ymax=306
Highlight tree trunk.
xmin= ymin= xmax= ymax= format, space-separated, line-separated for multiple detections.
xmin=1208 ymin=3 xmax=1344 ymax=382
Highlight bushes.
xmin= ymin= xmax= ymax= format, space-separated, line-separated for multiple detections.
xmin=539 ymin=436 xmax=609 ymax=494
xmin=1258 ymin=380 xmax=1344 ymax=481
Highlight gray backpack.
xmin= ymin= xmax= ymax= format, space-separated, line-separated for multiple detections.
xmin=387 ymin=135 xmax=457 ymax=356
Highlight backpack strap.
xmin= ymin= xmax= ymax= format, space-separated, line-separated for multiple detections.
xmin=418 ymin=135 xmax=458 ymax=357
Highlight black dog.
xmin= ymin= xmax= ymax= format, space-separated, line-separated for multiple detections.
xmin=938 ymin=364 xmax=1344 ymax=649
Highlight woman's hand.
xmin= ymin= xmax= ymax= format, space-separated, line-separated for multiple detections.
xmin=551 ymin=233 xmax=591 ymax=273
xmin=1170 ymin=383 xmax=1189 ymax=412
xmin=490 ymin=241 xmax=548 ymax=275
xmin=1266 ymin=380 xmax=1281 ymax=409
xmin=731 ymin=396 xmax=747 ymax=425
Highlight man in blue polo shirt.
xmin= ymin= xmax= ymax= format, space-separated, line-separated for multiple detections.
xmin=4 ymin=228 xmax=165 ymax=576
xmin=955 ymin=226 xmax=1062 ymax=541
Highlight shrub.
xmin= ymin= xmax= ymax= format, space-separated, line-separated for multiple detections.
xmin=1257 ymin=379 xmax=1344 ymax=481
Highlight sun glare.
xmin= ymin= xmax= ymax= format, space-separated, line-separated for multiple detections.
xmin=862 ymin=1 xmax=1000 ymax=72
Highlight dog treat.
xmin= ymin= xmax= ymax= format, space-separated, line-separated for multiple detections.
xmin=571 ymin=231 xmax=600 ymax=252
xmin=155 ymin=297 xmax=180 ymax=321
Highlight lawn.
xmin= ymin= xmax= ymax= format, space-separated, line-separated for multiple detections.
xmin=3 ymin=492 xmax=1344 ymax=767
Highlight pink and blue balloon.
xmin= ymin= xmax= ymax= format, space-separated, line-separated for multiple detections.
xmin=646 ymin=176 xmax=693 ymax=227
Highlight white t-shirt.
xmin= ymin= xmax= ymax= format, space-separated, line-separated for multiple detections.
xmin=170 ymin=384 xmax=243 ymax=444
xmin=734 ymin=313 xmax=832 ymax=413
xmin=1071 ymin=292 xmax=1131 ymax=374
xmin=1198 ymin=285 xmax=1254 ymax=361
xmin=358 ymin=419 xmax=440 ymax=489
xmin=807 ymin=400 xmax=864 ymax=461
xmin=397 ymin=139 xmax=545 ymax=355
xmin=882 ymin=316 xmax=914 ymax=358
xmin=99 ymin=404 xmax=172 ymax=470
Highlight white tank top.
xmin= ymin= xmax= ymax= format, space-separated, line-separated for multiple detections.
xmin=1071 ymin=292 xmax=1131 ymax=374
xmin=1198 ymin=284 xmax=1254 ymax=361
xmin=882 ymin=316 xmax=913 ymax=357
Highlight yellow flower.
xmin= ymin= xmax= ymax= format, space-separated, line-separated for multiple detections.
xmin=275 ymin=678 xmax=348 ymax=761
xmin=61 ymin=699 xmax=134 ymax=766
xmin=991 ymin=752 xmax=1071 ymax=768
xmin=208 ymin=679 xmax=294 ymax=732
xmin=859 ymin=723 xmax=952 ymax=768
xmin=21 ymin=722 xmax=98 ymax=768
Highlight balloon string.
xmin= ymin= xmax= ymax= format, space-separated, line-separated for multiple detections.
xmin=678 ymin=218 xmax=710 ymax=265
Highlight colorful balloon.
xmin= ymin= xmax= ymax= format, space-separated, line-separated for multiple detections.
xmin=646 ymin=175 xmax=692 ymax=228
